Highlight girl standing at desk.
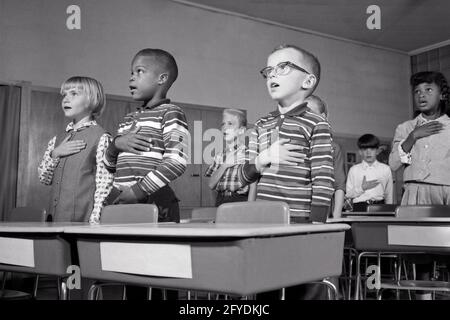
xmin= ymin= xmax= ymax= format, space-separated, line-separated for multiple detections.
xmin=389 ymin=71 xmax=450 ymax=299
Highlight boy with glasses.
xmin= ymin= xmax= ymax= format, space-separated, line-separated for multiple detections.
xmin=239 ymin=44 xmax=334 ymax=224
xmin=239 ymin=44 xmax=335 ymax=300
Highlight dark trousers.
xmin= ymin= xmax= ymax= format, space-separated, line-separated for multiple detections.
xmin=352 ymin=200 xmax=385 ymax=212
xmin=215 ymin=191 xmax=248 ymax=207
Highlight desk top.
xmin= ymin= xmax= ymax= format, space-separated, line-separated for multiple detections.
xmin=0 ymin=222 xmax=85 ymax=233
xmin=328 ymin=217 xmax=450 ymax=223
xmin=64 ymin=222 xmax=350 ymax=238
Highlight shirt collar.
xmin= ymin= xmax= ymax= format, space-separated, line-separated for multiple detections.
xmin=269 ymin=102 xmax=308 ymax=118
xmin=362 ymin=160 xmax=379 ymax=168
xmin=416 ymin=113 xmax=449 ymax=126
xmin=66 ymin=120 xmax=97 ymax=132
xmin=138 ymin=98 xmax=171 ymax=111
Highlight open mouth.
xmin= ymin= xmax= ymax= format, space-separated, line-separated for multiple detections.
xmin=129 ymin=85 xmax=137 ymax=94
xmin=270 ymin=82 xmax=279 ymax=88
xmin=63 ymin=106 xmax=72 ymax=110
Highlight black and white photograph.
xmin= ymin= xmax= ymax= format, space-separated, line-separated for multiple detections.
xmin=1 ymin=0 xmax=450 ymax=313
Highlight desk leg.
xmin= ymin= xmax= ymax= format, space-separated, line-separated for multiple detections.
xmin=60 ymin=279 xmax=68 ymax=300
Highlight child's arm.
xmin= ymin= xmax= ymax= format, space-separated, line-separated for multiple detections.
xmin=309 ymin=121 xmax=335 ymax=217
xmin=247 ymin=182 xmax=257 ymax=201
xmin=389 ymin=121 xmax=442 ymax=171
xmin=89 ymin=133 xmax=115 ymax=224
xmin=384 ymin=169 xmax=394 ymax=204
xmin=345 ymin=166 xmax=363 ymax=199
xmin=332 ymin=190 xmax=345 ymax=218
xmin=205 ymin=155 xmax=234 ymax=190
xmin=129 ymin=106 xmax=189 ymax=200
xmin=38 ymin=136 xmax=59 ymax=185
xmin=332 ymin=143 xmax=346 ymax=217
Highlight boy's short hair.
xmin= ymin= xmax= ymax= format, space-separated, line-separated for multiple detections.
xmin=134 ymin=48 xmax=178 ymax=88
xmin=357 ymin=134 xmax=380 ymax=149
xmin=223 ymin=108 xmax=247 ymax=128
xmin=272 ymin=44 xmax=321 ymax=91
xmin=410 ymin=71 xmax=449 ymax=114
xmin=60 ymin=76 xmax=106 ymax=118
xmin=305 ymin=95 xmax=328 ymax=116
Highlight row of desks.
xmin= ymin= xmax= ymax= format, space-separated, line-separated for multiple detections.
xmin=0 ymin=221 xmax=349 ymax=296
xmin=2 ymin=215 xmax=450 ymax=298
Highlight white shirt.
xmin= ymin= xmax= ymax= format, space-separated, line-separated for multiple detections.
xmin=346 ymin=160 xmax=393 ymax=204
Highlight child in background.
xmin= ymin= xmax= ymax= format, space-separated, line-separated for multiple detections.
xmin=305 ymin=95 xmax=346 ymax=218
xmin=205 ymin=108 xmax=250 ymax=206
xmin=346 ymin=134 xmax=393 ymax=212
xmin=38 ymin=76 xmax=113 ymax=224
xmin=389 ymin=71 xmax=450 ymax=299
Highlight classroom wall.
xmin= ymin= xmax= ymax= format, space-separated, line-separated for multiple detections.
xmin=0 ymin=0 xmax=411 ymax=140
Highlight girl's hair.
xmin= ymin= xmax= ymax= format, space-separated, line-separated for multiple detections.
xmin=410 ymin=71 xmax=449 ymax=115
xmin=60 ymin=76 xmax=106 ymax=118
xmin=305 ymin=95 xmax=328 ymax=117
xmin=223 ymin=108 xmax=247 ymax=128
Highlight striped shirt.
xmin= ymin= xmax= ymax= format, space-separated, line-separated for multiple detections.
xmin=204 ymin=144 xmax=250 ymax=194
xmin=240 ymin=103 xmax=334 ymax=218
xmin=104 ymin=99 xmax=188 ymax=197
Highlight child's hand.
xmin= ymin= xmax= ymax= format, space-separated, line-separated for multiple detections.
xmin=113 ymin=186 xmax=139 ymax=204
xmin=412 ymin=121 xmax=443 ymax=140
xmin=361 ymin=176 xmax=380 ymax=191
xmin=114 ymin=126 xmax=152 ymax=154
xmin=267 ymin=138 xmax=305 ymax=166
xmin=52 ymin=135 xmax=86 ymax=158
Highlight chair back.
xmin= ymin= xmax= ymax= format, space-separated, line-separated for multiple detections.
xmin=101 ymin=204 xmax=158 ymax=224
xmin=395 ymin=205 xmax=450 ymax=218
xmin=8 ymin=207 xmax=47 ymax=222
xmin=216 ymin=201 xmax=290 ymax=224
xmin=190 ymin=207 xmax=217 ymax=222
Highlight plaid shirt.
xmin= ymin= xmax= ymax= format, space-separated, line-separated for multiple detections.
xmin=205 ymin=144 xmax=249 ymax=194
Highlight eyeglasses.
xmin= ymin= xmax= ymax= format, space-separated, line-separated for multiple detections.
xmin=259 ymin=61 xmax=311 ymax=79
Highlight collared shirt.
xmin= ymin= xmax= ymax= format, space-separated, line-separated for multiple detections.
xmin=389 ymin=114 xmax=450 ymax=186
xmin=205 ymin=144 xmax=249 ymax=194
xmin=239 ymin=103 xmax=335 ymax=218
xmin=38 ymin=120 xmax=114 ymax=224
xmin=103 ymin=98 xmax=189 ymax=196
xmin=346 ymin=160 xmax=393 ymax=204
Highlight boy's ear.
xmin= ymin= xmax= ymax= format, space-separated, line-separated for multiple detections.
xmin=158 ymin=73 xmax=169 ymax=85
xmin=301 ymin=74 xmax=317 ymax=90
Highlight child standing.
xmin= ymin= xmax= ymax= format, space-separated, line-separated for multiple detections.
xmin=239 ymin=44 xmax=334 ymax=224
xmin=205 ymin=108 xmax=250 ymax=206
xmin=38 ymin=76 xmax=113 ymax=224
xmin=347 ymin=134 xmax=393 ymax=211
xmin=103 ymin=48 xmax=188 ymax=224
xmin=389 ymin=71 xmax=450 ymax=300
xmin=305 ymin=95 xmax=346 ymax=218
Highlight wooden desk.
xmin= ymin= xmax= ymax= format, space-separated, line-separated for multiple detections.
xmin=65 ymin=223 xmax=350 ymax=296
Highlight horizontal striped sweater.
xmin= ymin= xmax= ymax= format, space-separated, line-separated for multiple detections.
xmin=240 ymin=103 xmax=335 ymax=218
xmin=104 ymin=99 xmax=188 ymax=198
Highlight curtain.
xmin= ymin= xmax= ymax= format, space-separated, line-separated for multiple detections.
xmin=0 ymin=85 xmax=21 ymax=221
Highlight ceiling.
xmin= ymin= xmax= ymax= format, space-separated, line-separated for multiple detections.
xmin=176 ymin=0 xmax=450 ymax=54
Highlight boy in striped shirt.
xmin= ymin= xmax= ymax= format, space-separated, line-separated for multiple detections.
xmin=103 ymin=48 xmax=188 ymax=223
xmin=240 ymin=44 xmax=334 ymax=223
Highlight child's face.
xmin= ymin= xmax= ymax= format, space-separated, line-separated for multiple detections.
xmin=61 ymin=87 xmax=91 ymax=121
xmin=221 ymin=113 xmax=243 ymax=143
xmin=413 ymin=82 xmax=443 ymax=115
xmin=265 ymin=48 xmax=310 ymax=106
xmin=359 ymin=148 xmax=378 ymax=164
xmin=129 ymin=54 xmax=162 ymax=101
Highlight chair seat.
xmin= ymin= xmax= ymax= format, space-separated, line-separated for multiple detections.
xmin=0 ymin=289 xmax=32 ymax=300
xmin=380 ymin=280 xmax=450 ymax=292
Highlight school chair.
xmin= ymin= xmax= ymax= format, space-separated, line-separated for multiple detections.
xmin=87 ymin=204 xmax=158 ymax=300
xmin=215 ymin=201 xmax=338 ymax=300
xmin=375 ymin=205 xmax=450 ymax=299
xmin=1 ymin=206 xmax=47 ymax=300
xmin=190 ymin=207 xmax=217 ymax=222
